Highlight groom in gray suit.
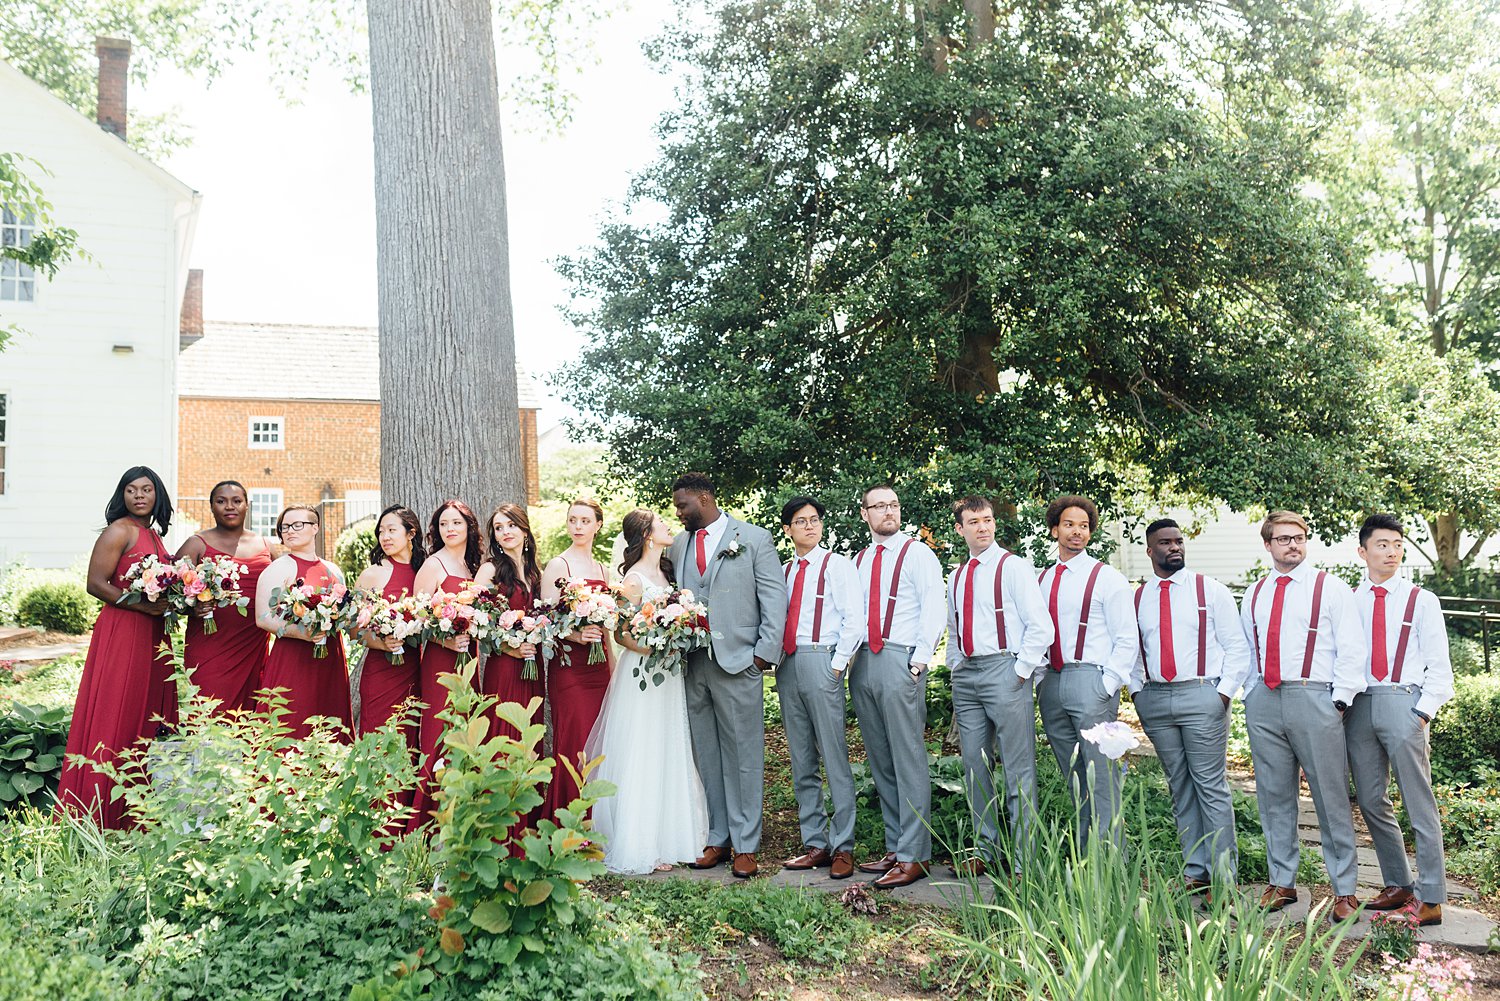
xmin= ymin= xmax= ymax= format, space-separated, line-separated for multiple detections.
xmin=670 ymin=472 xmax=787 ymax=878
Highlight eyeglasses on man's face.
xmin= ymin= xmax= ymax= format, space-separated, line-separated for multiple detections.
xmin=790 ymin=516 xmax=822 ymax=529
xmin=280 ymin=520 xmax=316 ymax=534
xmin=864 ymin=501 xmax=900 ymax=513
xmin=1269 ymin=534 xmax=1307 ymax=547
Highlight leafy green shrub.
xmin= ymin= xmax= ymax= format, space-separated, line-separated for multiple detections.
xmin=0 ymin=654 xmax=84 ymax=711
xmin=1449 ymin=636 xmax=1490 ymax=676
xmin=0 ymin=703 xmax=69 ymax=811
xmin=15 ymin=581 xmax=97 ymax=634
xmin=335 ymin=518 xmax=379 ymax=584
xmin=0 ymin=931 xmax=136 ymax=1001
xmin=471 ymin=920 xmax=702 ymax=1001
xmin=1429 ymin=674 xmax=1500 ymax=786
xmin=0 ymin=562 xmax=85 ymax=626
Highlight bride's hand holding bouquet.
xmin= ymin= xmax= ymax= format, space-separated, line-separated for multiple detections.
xmin=623 ymin=586 xmax=711 ymax=690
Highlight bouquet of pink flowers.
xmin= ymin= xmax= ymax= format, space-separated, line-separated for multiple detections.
xmin=491 ymin=602 xmax=561 ymax=681
xmin=267 ymin=578 xmax=353 ymax=658
xmin=419 ymin=583 xmax=487 ymax=668
xmin=553 ymin=577 xmax=623 ymax=664
xmin=178 ymin=554 xmax=250 ymax=635
xmin=623 ymin=586 xmax=711 ymax=690
xmin=118 ymin=555 xmax=186 ymax=624
xmin=352 ymin=592 xmax=424 ymax=665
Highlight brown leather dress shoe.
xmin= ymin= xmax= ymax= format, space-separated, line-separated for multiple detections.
xmin=1367 ymin=885 xmax=1414 ymax=911
xmin=857 ymin=852 xmax=898 ymax=874
xmin=1415 ymin=902 xmax=1443 ymax=926
xmin=1329 ymin=895 xmax=1361 ymax=922
xmin=732 ymin=852 xmax=758 ymax=878
xmin=689 ymin=845 xmax=731 ymax=870
xmin=949 ymin=857 xmax=987 ymax=878
xmin=1184 ymin=878 xmax=1211 ymax=895
xmin=783 ymin=847 xmax=832 ymax=870
xmin=1259 ymin=885 xmax=1298 ymax=911
xmin=829 ymin=850 xmax=855 ymax=880
xmin=872 ymin=860 xmax=929 ymax=890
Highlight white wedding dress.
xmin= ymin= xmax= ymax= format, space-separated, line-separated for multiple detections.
xmin=585 ymin=576 xmax=708 ymax=874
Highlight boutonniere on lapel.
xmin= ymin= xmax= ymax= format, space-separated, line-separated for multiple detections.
xmin=717 ymin=538 xmax=744 ymax=561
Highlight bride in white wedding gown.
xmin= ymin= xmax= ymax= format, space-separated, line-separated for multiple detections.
xmin=585 ymin=509 xmax=708 ymax=874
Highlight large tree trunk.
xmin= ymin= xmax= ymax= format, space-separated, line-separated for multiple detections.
xmin=368 ymin=0 xmax=524 ymax=522
xmin=1428 ymin=512 xmax=1463 ymax=574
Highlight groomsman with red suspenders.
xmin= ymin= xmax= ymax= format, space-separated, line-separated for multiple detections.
xmin=1348 ymin=514 xmax=1451 ymax=927
xmin=1036 ymin=495 xmax=1140 ymax=849
xmin=945 ymin=496 xmax=1053 ymax=876
xmin=776 ymin=496 xmax=863 ymax=881
xmin=1231 ymin=510 xmax=1367 ymax=921
xmin=850 ymin=483 xmax=946 ymax=888
xmin=1132 ymin=518 xmax=1250 ymax=893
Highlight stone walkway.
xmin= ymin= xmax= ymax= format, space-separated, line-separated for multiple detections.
xmin=0 ymin=640 xmax=88 ymax=662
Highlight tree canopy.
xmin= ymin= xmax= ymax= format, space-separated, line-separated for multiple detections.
xmin=560 ymin=0 xmax=1380 ymax=549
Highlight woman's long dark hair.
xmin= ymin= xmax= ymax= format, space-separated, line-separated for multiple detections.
xmin=486 ymin=503 xmax=542 ymax=596
xmin=104 ymin=465 xmax=173 ymax=533
xmin=619 ymin=509 xmax=675 ymax=584
xmin=426 ymin=499 xmax=482 ymax=576
xmin=369 ymin=504 xmax=427 ymax=573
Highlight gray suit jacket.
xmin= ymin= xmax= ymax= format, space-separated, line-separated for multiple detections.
xmin=671 ymin=515 xmax=787 ymax=673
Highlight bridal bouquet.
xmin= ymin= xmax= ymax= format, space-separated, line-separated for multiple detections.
xmin=178 ymin=554 xmax=250 ymax=635
xmin=491 ymin=603 xmax=561 ymax=681
xmin=267 ymin=578 xmax=353 ymax=658
xmin=353 ymin=592 xmax=424 ymax=665
xmin=624 ymin=587 xmax=711 ymax=690
xmin=118 ymin=555 xmax=186 ymax=625
xmin=553 ymin=578 xmax=623 ymax=664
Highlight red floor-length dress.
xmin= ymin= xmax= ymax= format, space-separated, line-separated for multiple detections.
xmin=257 ymin=556 xmax=352 ymax=738
xmin=481 ymin=580 xmax=546 ymax=848
xmin=357 ymin=559 xmax=419 ymax=736
xmin=182 ymin=537 xmax=272 ymax=713
xmin=56 ymin=525 xmax=179 ymax=830
xmin=543 ymin=563 xmax=612 ymax=820
xmin=407 ymin=559 xmax=474 ymax=832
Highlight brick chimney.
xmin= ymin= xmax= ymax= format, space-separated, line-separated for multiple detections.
xmin=179 ymin=269 xmax=204 ymax=349
xmin=95 ymin=37 xmax=131 ymax=140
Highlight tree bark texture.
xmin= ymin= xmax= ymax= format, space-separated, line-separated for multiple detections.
xmin=368 ymin=0 xmax=524 ymax=523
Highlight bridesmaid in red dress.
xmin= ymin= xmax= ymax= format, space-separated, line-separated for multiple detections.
xmin=174 ymin=480 xmax=273 ymax=713
xmin=473 ymin=503 xmax=543 ymax=738
xmin=254 ymin=506 xmax=352 ymax=738
xmin=354 ymin=504 xmax=426 ymax=736
xmin=56 ymin=466 xmax=179 ymax=829
xmin=539 ymin=498 xmax=613 ymax=819
xmin=407 ymin=499 xmax=483 ymax=832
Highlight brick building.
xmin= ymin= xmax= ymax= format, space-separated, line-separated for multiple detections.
xmin=177 ymin=315 xmax=543 ymax=546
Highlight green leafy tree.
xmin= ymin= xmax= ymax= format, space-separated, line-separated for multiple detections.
xmin=560 ymin=0 xmax=1378 ymax=546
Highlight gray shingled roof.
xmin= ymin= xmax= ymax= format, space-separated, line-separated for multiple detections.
xmin=178 ymin=320 xmax=546 ymax=409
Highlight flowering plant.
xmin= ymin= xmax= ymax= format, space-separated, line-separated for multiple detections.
xmin=118 ymin=555 xmax=185 ymax=622
xmin=1368 ymin=906 xmax=1420 ymax=963
xmin=1080 ymin=720 xmax=1141 ymax=761
xmin=553 ymin=577 xmax=622 ymax=664
xmin=1382 ymin=943 xmax=1474 ymax=1000
xmin=267 ymin=577 xmax=352 ymax=659
xmin=353 ymin=591 xmax=424 ymax=665
xmin=491 ymin=601 xmax=560 ymax=681
xmin=178 ymin=554 xmax=250 ymax=635
xmin=623 ymin=586 xmax=711 ymax=690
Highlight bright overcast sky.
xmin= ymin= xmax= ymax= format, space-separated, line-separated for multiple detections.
xmin=137 ymin=2 xmax=680 ymax=427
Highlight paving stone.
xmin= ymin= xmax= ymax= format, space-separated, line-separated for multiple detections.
xmin=1 ymin=642 xmax=86 ymax=662
xmin=1250 ymin=884 xmax=1496 ymax=953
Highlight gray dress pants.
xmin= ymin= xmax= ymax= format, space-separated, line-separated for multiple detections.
xmin=1244 ymin=679 xmax=1358 ymax=895
xmin=777 ymin=647 xmax=856 ymax=853
xmin=684 ymin=649 xmax=766 ymax=853
xmin=1346 ymin=685 xmax=1446 ymax=903
xmin=849 ymin=642 xmax=931 ymax=861
xmin=1133 ymin=678 xmax=1236 ymax=882
xmin=1037 ymin=663 xmax=1123 ymax=849
xmin=952 ymin=652 xmax=1037 ymax=863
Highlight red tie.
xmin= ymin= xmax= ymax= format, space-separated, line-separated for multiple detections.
xmin=960 ymin=558 xmax=979 ymax=656
xmin=1264 ymin=575 xmax=1293 ymax=689
xmin=1047 ymin=563 xmax=1066 ymax=669
xmin=784 ymin=558 xmax=809 ymax=656
xmin=1158 ymin=579 xmax=1177 ymax=682
xmin=695 ymin=529 xmax=708 ymax=576
xmin=867 ymin=545 xmax=885 ymax=653
xmin=1371 ymin=585 xmax=1389 ymax=681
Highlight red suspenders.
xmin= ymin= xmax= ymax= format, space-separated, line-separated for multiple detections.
xmin=1250 ymin=570 xmax=1327 ymax=679
xmin=1134 ymin=573 xmax=1211 ymax=678
xmin=950 ymin=550 xmax=1015 ymax=653
xmin=856 ymin=539 xmax=914 ymax=642
xmin=1390 ymin=586 xmax=1423 ymax=683
xmin=784 ymin=552 xmax=833 ymax=644
xmin=1072 ymin=561 xmax=1105 ymax=661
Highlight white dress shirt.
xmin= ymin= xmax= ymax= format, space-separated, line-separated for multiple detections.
xmin=1134 ymin=568 xmax=1252 ymax=699
xmin=1354 ymin=574 xmax=1453 ymax=718
xmin=1233 ymin=562 xmax=1368 ymax=705
xmin=1038 ymin=553 xmax=1141 ymax=695
xmin=944 ymin=543 xmax=1054 ymax=679
xmin=693 ymin=513 xmax=730 ymax=567
xmin=855 ymin=532 xmax=947 ymax=664
xmin=784 ymin=546 xmax=863 ymax=672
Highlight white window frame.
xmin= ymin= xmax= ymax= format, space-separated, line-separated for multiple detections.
xmin=1 ymin=208 xmax=37 ymax=303
xmin=0 ymin=391 xmax=8 ymax=497
xmin=248 ymin=488 xmax=284 ymax=537
xmin=248 ymin=416 xmax=284 ymax=450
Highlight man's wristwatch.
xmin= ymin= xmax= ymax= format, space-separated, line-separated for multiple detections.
xmin=1333 ymin=699 xmax=1349 ymax=714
